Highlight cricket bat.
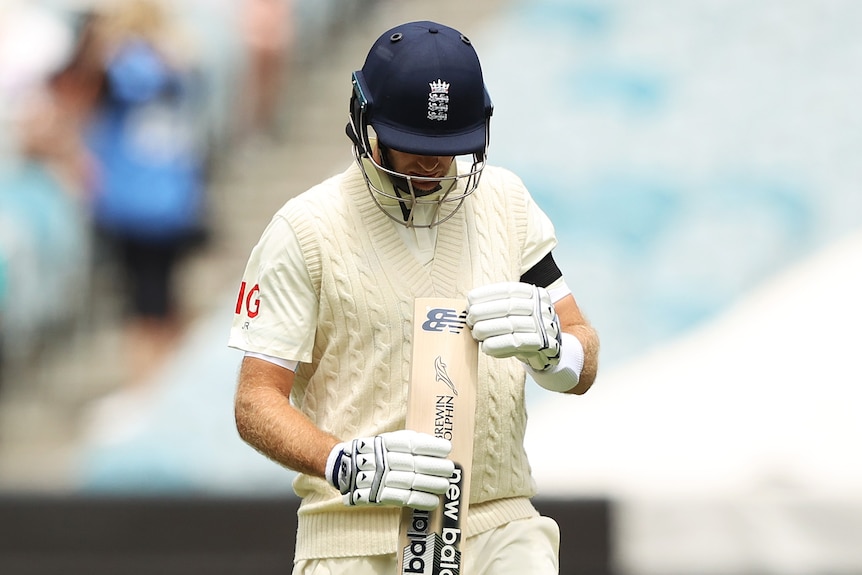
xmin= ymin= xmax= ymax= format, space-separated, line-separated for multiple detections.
xmin=397 ymin=298 xmax=479 ymax=575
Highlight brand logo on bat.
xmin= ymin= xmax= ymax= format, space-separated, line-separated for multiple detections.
xmin=401 ymin=466 xmax=465 ymax=575
xmin=435 ymin=357 xmax=458 ymax=396
xmin=422 ymin=308 xmax=467 ymax=334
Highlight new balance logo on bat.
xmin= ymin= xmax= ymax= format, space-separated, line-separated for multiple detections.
xmin=421 ymin=308 xmax=467 ymax=334
xmin=401 ymin=466 xmax=465 ymax=575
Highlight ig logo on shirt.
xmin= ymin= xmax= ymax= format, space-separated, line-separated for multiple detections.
xmin=235 ymin=281 xmax=260 ymax=318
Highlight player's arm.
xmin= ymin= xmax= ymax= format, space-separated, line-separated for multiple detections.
xmin=553 ymin=292 xmax=599 ymax=395
xmin=466 ymin=281 xmax=599 ymax=395
xmin=468 ymin=183 xmax=599 ymax=394
xmin=520 ymin=249 xmax=599 ymax=394
xmin=234 ymin=356 xmax=337 ymax=477
xmin=467 ymin=248 xmax=600 ymax=395
xmin=234 ymin=356 xmax=456 ymax=510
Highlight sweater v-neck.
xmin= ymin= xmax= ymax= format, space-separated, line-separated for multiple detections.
xmin=342 ymin=163 xmax=467 ymax=297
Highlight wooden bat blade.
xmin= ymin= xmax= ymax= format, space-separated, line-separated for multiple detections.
xmin=397 ymin=298 xmax=478 ymax=575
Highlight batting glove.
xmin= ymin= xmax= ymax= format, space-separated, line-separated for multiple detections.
xmin=466 ymin=281 xmax=562 ymax=371
xmin=325 ymin=430 xmax=454 ymax=510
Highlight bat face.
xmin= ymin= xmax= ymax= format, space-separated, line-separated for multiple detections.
xmin=398 ymin=299 xmax=478 ymax=575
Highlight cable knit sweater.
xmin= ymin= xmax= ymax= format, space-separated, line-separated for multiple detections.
xmin=277 ymin=161 xmax=540 ymax=559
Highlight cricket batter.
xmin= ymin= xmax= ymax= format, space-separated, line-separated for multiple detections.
xmin=229 ymin=20 xmax=600 ymax=574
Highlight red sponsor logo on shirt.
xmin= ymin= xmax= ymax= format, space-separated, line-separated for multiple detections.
xmin=235 ymin=281 xmax=260 ymax=318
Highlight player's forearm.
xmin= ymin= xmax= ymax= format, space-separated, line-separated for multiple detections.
xmin=554 ymin=295 xmax=599 ymax=394
xmin=564 ymin=324 xmax=599 ymax=394
xmin=234 ymin=361 xmax=339 ymax=478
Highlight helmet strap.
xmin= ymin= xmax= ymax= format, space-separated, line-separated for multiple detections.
xmin=377 ymin=144 xmax=414 ymax=222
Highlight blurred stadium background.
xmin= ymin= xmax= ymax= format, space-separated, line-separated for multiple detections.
xmin=1 ymin=0 xmax=860 ymax=573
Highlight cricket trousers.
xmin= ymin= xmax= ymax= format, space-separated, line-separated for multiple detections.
xmin=292 ymin=515 xmax=560 ymax=574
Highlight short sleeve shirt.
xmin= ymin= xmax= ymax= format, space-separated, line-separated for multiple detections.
xmin=228 ymin=163 xmax=561 ymax=363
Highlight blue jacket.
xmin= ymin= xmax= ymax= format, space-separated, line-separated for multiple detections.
xmin=87 ymin=39 xmax=204 ymax=241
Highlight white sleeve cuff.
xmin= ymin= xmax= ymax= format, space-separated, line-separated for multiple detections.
xmin=244 ymin=351 xmax=299 ymax=372
xmin=526 ymin=332 xmax=584 ymax=392
xmin=547 ymin=279 xmax=572 ymax=303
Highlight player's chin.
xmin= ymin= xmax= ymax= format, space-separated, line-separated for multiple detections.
xmin=413 ymin=183 xmax=443 ymax=197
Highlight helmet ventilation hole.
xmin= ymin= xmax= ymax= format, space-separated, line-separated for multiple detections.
xmin=390 ymin=33 xmax=403 ymax=42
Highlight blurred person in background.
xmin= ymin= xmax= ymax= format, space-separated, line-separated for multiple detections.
xmin=17 ymin=12 xmax=102 ymax=201
xmin=83 ymin=0 xmax=208 ymax=385
xmin=238 ymin=0 xmax=294 ymax=145
xmin=0 ymin=2 xmax=96 ymax=376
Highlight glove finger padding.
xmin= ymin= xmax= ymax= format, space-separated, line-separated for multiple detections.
xmin=467 ymin=315 xmax=543 ymax=341
xmin=466 ymin=296 xmax=536 ymax=321
xmin=352 ymin=483 xmax=447 ymax=509
xmin=386 ymin=452 xmax=457 ymax=478
xmin=366 ymin=487 xmax=441 ymax=510
xmin=381 ymin=429 xmax=451 ymax=458
xmin=326 ymin=430 xmax=454 ymax=510
xmin=467 ymin=281 xmax=563 ymax=371
xmin=377 ymin=469 xmax=451 ymax=495
xmin=480 ymin=332 xmax=547 ymax=357
xmin=466 ymin=281 xmax=537 ymax=307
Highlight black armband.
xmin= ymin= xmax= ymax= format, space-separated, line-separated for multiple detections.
xmin=520 ymin=251 xmax=562 ymax=288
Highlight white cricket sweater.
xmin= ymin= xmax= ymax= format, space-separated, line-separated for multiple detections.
xmin=279 ymin=161 xmax=542 ymax=559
